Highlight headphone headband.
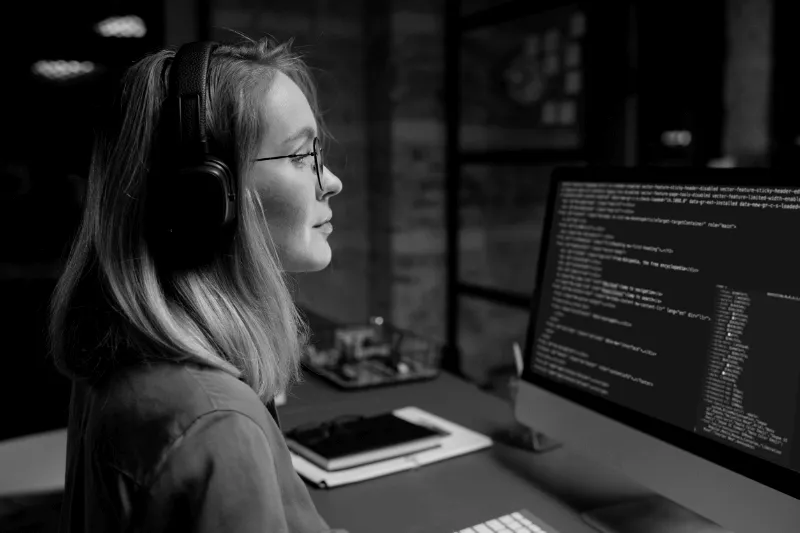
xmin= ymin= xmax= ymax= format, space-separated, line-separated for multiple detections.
xmin=169 ymin=41 xmax=217 ymax=163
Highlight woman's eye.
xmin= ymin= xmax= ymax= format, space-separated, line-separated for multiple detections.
xmin=290 ymin=154 xmax=310 ymax=167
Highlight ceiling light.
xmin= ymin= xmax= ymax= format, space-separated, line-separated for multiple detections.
xmin=32 ymin=60 xmax=97 ymax=81
xmin=94 ymin=15 xmax=147 ymax=38
xmin=661 ymin=130 xmax=692 ymax=147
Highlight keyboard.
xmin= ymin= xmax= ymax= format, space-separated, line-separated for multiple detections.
xmin=452 ymin=509 xmax=559 ymax=533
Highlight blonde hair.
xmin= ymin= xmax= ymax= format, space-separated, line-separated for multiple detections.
xmin=48 ymin=35 xmax=328 ymax=401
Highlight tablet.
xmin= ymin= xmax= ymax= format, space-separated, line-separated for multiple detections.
xmin=285 ymin=412 xmax=447 ymax=471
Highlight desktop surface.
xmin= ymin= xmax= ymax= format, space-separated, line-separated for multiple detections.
xmin=281 ymin=371 xmax=649 ymax=533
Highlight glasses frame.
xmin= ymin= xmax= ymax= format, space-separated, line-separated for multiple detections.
xmin=253 ymin=137 xmax=323 ymax=190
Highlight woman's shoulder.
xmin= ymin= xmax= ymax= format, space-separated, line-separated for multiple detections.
xmin=103 ymin=359 xmax=272 ymax=430
xmin=108 ymin=361 xmax=264 ymax=412
xmin=87 ymin=360 xmax=277 ymax=485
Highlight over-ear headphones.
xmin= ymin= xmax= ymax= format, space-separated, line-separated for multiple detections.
xmin=162 ymin=41 xmax=237 ymax=235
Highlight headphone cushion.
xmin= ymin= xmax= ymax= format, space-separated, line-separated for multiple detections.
xmin=169 ymin=158 xmax=235 ymax=230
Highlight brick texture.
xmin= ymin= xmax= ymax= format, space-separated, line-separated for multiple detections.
xmin=389 ymin=3 xmax=447 ymax=343
xmin=722 ymin=0 xmax=772 ymax=165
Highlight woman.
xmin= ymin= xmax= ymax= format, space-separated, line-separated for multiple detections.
xmin=50 ymin=35 xmax=344 ymax=532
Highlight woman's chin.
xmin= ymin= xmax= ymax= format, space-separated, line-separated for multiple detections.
xmin=282 ymin=244 xmax=332 ymax=273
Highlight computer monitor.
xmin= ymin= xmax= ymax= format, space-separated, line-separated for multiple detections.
xmin=516 ymin=167 xmax=800 ymax=532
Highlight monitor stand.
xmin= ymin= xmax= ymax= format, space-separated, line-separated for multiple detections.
xmin=581 ymin=495 xmax=733 ymax=533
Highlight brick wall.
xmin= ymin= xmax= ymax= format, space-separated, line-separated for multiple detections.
xmin=389 ymin=3 xmax=447 ymax=342
xmin=722 ymin=0 xmax=772 ymax=165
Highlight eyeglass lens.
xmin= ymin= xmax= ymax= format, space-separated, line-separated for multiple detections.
xmin=314 ymin=137 xmax=323 ymax=190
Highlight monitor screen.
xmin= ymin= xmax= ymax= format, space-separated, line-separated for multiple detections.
xmin=523 ymin=167 xmax=800 ymax=500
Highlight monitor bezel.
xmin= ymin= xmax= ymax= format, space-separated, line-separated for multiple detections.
xmin=521 ymin=166 xmax=800 ymax=500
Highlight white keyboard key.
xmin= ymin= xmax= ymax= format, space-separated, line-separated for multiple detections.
xmin=487 ymin=519 xmax=504 ymax=531
xmin=458 ymin=509 xmax=556 ymax=533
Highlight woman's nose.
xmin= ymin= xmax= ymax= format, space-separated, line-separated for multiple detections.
xmin=321 ymin=166 xmax=342 ymax=197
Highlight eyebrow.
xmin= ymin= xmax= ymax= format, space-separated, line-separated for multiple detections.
xmin=282 ymin=125 xmax=317 ymax=147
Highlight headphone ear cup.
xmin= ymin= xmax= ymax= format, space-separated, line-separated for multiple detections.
xmin=172 ymin=157 xmax=236 ymax=230
xmin=147 ymin=157 xmax=235 ymax=267
xmin=201 ymin=156 xmax=236 ymax=227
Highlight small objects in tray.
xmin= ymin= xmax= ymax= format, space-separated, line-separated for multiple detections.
xmin=303 ymin=317 xmax=440 ymax=389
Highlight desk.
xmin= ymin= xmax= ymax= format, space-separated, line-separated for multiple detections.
xmin=281 ymin=371 xmax=650 ymax=533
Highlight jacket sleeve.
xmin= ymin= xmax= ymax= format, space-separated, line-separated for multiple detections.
xmin=138 ymin=410 xmax=346 ymax=533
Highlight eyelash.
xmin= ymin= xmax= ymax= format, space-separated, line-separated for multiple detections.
xmin=290 ymin=154 xmax=311 ymax=167
xmin=291 ymin=154 xmax=321 ymax=176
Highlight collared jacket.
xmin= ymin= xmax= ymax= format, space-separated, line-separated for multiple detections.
xmin=58 ymin=359 xmax=346 ymax=532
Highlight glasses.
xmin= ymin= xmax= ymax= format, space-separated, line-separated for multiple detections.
xmin=253 ymin=137 xmax=324 ymax=190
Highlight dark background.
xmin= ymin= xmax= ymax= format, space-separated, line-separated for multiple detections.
xmin=0 ymin=0 xmax=795 ymax=444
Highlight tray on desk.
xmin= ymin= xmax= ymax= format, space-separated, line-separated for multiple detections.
xmin=302 ymin=318 xmax=441 ymax=390
xmin=303 ymin=358 xmax=440 ymax=390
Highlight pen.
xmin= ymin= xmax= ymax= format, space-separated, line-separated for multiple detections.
xmin=512 ymin=342 xmax=524 ymax=378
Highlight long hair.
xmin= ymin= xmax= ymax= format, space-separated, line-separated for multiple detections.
xmin=48 ymin=35 xmax=328 ymax=401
